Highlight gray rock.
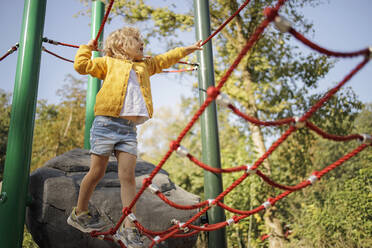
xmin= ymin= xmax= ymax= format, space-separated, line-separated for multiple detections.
xmin=26 ymin=148 xmax=200 ymax=248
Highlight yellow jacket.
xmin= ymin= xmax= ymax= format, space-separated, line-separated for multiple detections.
xmin=74 ymin=45 xmax=187 ymax=118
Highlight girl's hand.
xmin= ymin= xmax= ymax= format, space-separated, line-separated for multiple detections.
xmin=184 ymin=40 xmax=203 ymax=55
xmin=87 ymin=40 xmax=98 ymax=50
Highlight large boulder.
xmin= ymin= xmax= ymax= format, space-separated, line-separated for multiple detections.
xmin=26 ymin=148 xmax=200 ymax=248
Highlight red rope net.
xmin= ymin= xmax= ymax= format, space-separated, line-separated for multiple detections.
xmin=86 ymin=0 xmax=371 ymax=247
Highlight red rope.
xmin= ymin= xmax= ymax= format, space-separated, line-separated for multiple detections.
xmin=56 ymin=42 xmax=79 ymax=48
xmin=162 ymin=68 xmax=197 ymax=73
xmin=94 ymin=0 xmax=115 ymax=44
xmin=187 ymin=154 xmax=247 ymax=173
xmin=251 ymin=126 xmax=296 ymax=171
xmin=40 ymin=0 xmax=114 ymax=64
xmin=229 ymin=104 xmax=294 ymax=126
xmin=289 ymin=28 xmax=370 ymax=58
xmin=201 ymin=0 xmax=252 ymax=46
xmin=226 ymin=104 xmax=365 ymax=142
xmin=255 ymin=170 xmax=311 ymax=191
xmin=147 ymin=172 xmax=250 ymax=245
xmin=305 ymin=121 xmax=363 ymax=142
xmin=0 ymin=43 xmax=19 ymax=61
xmin=0 ymin=51 xmax=13 ymax=62
xmin=213 ymin=1 xmax=288 ymax=93
xmin=135 ymin=221 xmax=178 ymax=236
xmin=176 ymin=61 xmax=199 ymax=66
xmin=299 ymin=58 xmax=369 ymax=122
xmin=156 ymin=192 xmax=209 ymax=210
xmin=42 ymin=47 xmax=74 ymax=63
xmin=43 ymin=38 xmax=80 ymax=48
xmin=317 ymin=143 xmax=369 ymax=178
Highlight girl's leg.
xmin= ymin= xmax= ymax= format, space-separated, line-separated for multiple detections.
xmin=115 ymin=150 xmax=137 ymax=228
xmin=76 ymin=154 xmax=109 ymax=214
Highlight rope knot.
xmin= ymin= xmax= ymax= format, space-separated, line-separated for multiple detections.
xmin=122 ymin=207 xmax=131 ymax=216
xmin=109 ymin=227 xmax=116 ymax=235
xmin=216 ymin=92 xmax=233 ymax=107
xmin=90 ymin=230 xmax=99 ymax=237
xmin=8 ymin=43 xmax=19 ymax=54
xmin=263 ymin=7 xmax=278 ymax=22
xmin=311 ymin=171 xmax=321 ymax=182
xmin=292 ymin=116 xmax=306 ymax=129
xmin=361 ymin=133 xmax=372 ymax=144
xmin=226 ymin=215 xmax=239 ymax=226
xmin=153 ymin=236 xmax=161 ymax=244
xmin=169 ymin=140 xmax=180 ymax=151
xmin=274 ymin=15 xmax=292 ymax=33
xmin=171 ymin=219 xmax=190 ymax=232
xmin=206 ymin=86 xmax=220 ymax=99
xmin=142 ymin=177 xmax=152 ymax=188
xmin=263 ymin=197 xmax=276 ymax=209
xmin=268 ymin=197 xmax=277 ymax=207
xmin=176 ymin=145 xmax=189 ymax=157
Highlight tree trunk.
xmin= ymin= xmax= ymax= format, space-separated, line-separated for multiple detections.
xmin=243 ymin=70 xmax=286 ymax=248
xmin=54 ymin=108 xmax=73 ymax=156
xmin=224 ymin=2 xmax=286 ymax=246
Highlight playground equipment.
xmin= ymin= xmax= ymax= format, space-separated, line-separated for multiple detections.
xmin=0 ymin=0 xmax=371 ymax=247
xmin=0 ymin=0 xmax=47 ymax=247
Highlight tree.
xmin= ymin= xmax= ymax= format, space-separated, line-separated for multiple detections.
xmin=277 ymin=102 xmax=372 ymax=248
xmin=30 ymin=75 xmax=86 ymax=171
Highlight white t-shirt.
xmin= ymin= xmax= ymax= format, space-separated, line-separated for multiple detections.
xmin=119 ymin=69 xmax=149 ymax=125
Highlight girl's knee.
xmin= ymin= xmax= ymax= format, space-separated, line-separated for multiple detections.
xmin=118 ymin=173 xmax=135 ymax=184
xmin=86 ymin=168 xmax=105 ymax=183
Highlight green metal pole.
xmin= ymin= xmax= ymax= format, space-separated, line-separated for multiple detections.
xmin=84 ymin=0 xmax=104 ymax=149
xmin=193 ymin=0 xmax=226 ymax=247
xmin=0 ymin=0 xmax=47 ymax=247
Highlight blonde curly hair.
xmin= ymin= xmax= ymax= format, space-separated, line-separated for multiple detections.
xmin=104 ymin=26 xmax=142 ymax=60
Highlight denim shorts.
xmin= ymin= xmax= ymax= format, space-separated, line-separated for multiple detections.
xmin=90 ymin=116 xmax=137 ymax=156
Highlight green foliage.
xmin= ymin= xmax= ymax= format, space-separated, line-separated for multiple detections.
xmin=23 ymin=226 xmax=39 ymax=248
xmin=271 ymin=101 xmax=372 ymax=248
xmin=287 ymin=167 xmax=372 ymax=248
xmin=30 ymin=75 xmax=86 ymax=171
xmin=0 ymin=76 xmax=86 ymax=174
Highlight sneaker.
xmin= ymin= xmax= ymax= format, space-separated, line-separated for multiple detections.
xmin=67 ymin=207 xmax=107 ymax=233
xmin=114 ymin=226 xmax=144 ymax=248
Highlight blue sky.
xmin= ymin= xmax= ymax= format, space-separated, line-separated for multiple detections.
xmin=0 ymin=0 xmax=371 ymax=113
